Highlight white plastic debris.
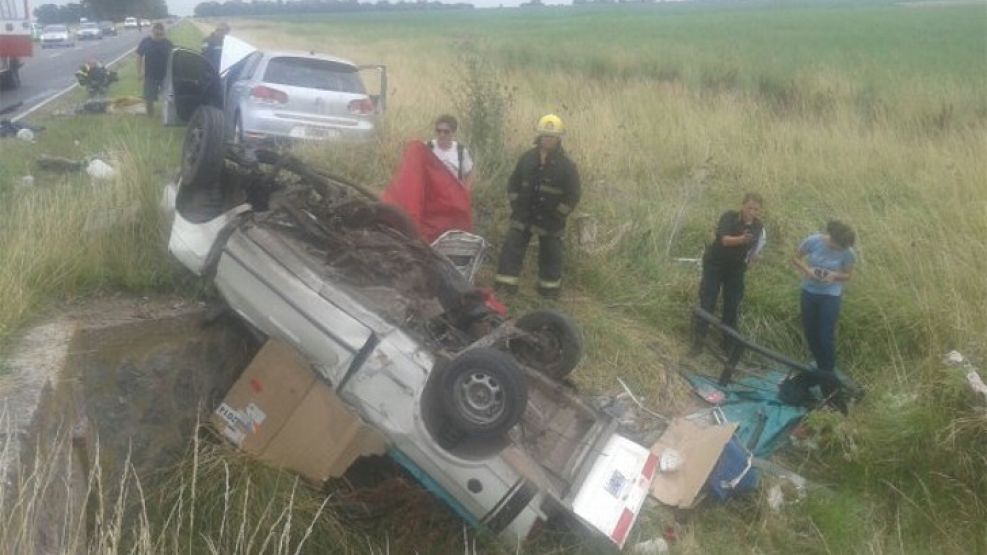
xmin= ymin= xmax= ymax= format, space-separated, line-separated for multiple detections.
xmin=86 ymin=159 xmax=116 ymax=180
xmin=945 ymin=350 xmax=966 ymax=366
xmin=767 ymin=484 xmax=785 ymax=511
xmin=630 ymin=538 xmax=669 ymax=555
xmin=967 ymin=371 xmax=987 ymax=405
xmin=16 ymin=128 xmax=34 ymax=142
xmin=659 ymin=448 xmax=683 ymax=473
xmin=943 ymin=351 xmax=987 ymax=406
xmin=20 ymin=175 xmax=34 ymax=188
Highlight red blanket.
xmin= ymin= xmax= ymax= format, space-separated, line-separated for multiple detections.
xmin=381 ymin=141 xmax=472 ymax=243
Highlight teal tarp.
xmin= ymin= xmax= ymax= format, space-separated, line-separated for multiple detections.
xmin=683 ymin=371 xmax=807 ymax=458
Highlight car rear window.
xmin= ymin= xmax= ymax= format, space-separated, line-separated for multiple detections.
xmin=263 ymin=57 xmax=365 ymax=94
xmin=46 ymin=25 xmax=67 ymax=32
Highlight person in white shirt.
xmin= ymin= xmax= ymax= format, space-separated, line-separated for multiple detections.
xmin=426 ymin=114 xmax=475 ymax=190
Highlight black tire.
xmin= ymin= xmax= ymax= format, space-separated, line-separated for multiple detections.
xmin=510 ymin=310 xmax=584 ymax=380
xmin=439 ymin=348 xmax=527 ymax=438
xmin=181 ymin=106 xmax=225 ymax=191
xmin=341 ymin=201 xmax=419 ymax=238
xmin=0 ymin=66 xmax=20 ymax=90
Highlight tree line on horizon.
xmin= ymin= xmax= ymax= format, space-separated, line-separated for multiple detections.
xmin=34 ymin=0 xmax=169 ymax=24
xmin=194 ymin=0 xmax=474 ymax=17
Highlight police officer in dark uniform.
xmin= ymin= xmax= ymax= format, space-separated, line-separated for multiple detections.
xmin=691 ymin=192 xmax=766 ymax=355
xmin=494 ymin=114 xmax=581 ymax=298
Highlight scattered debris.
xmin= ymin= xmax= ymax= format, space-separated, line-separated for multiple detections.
xmin=767 ymin=483 xmax=785 ymax=511
xmin=2 ymin=118 xmax=42 ymax=139
xmin=649 ymin=418 xmax=738 ymax=508
xmin=77 ymin=96 xmax=146 ymax=115
xmin=630 ymin=537 xmax=670 ymax=554
xmin=86 ymin=159 xmax=116 ymax=180
xmin=19 ymin=175 xmax=34 ymax=188
xmin=944 ymin=350 xmax=987 ymax=406
xmin=37 ymin=155 xmax=85 ymax=172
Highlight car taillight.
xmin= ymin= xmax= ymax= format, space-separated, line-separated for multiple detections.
xmin=348 ymin=98 xmax=374 ymax=116
xmin=250 ymin=85 xmax=288 ymax=104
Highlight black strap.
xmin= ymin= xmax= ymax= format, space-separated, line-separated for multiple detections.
xmin=457 ymin=143 xmax=465 ymax=180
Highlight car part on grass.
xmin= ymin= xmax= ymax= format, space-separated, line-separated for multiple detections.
xmin=439 ymin=348 xmax=527 ymax=437
xmin=36 ymin=155 xmax=84 ymax=172
xmin=430 ymin=230 xmax=487 ymax=284
xmin=509 ymin=310 xmax=584 ymax=381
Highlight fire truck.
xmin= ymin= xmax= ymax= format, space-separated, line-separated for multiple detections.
xmin=0 ymin=0 xmax=32 ymax=90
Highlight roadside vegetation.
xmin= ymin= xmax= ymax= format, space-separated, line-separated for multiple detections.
xmin=1 ymin=2 xmax=985 ymax=553
xmin=0 ymin=22 xmax=202 ymax=339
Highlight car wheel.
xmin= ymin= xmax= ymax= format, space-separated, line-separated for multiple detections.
xmin=341 ymin=201 xmax=419 ymax=238
xmin=181 ymin=106 xmax=225 ymax=191
xmin=439 ymin=348 xmax=527 ymax=438
xmin=509 ymin=310 xmax=584 ymax=380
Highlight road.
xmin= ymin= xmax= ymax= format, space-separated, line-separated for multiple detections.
xmin=0 ymin=28 xmax=149 ymax=121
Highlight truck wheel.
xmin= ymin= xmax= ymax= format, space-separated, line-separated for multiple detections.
xmin=0 ymin=66 xmax=20 ymax=90
xmin=509 ymin=310 xmax=584 ymax=380
xmin=181 ymin=106 xmax=225 ymax=192
xmin=440 ymin=348 xmax=527 ymax=438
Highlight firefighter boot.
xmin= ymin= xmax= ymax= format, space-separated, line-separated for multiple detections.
xmin=495 ymin=226 xmax=531 ymax=294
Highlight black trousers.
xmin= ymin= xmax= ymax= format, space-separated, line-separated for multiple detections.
xmin=693 ymin=261 xmax=746 ymax=349
xmin=495 ymin=227 xmax=563 ymax=291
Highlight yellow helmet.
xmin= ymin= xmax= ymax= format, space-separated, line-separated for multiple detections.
xmin=536 ymin=114 xmax=566 ymax=136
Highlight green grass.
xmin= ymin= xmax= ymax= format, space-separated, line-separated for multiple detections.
xmin=0 ymin=21 xmax=203 ymax=338
xmin=227 ymin=3 xmax=987 ymax=552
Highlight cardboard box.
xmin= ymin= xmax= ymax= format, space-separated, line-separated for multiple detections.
xmin=649 ymin=418 xmax=738 ymax=508
xmin=212 ymin=340 xmax=386 ymax=483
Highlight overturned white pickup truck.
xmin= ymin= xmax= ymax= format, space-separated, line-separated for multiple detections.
xmin=164 ymin=82 xmax=656 ymax=548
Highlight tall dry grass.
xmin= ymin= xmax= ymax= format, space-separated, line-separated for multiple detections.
xmin=222 ymin=8 xmax=987 ymax=551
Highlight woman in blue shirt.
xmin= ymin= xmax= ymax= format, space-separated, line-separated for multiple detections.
xmin=792 ymin=221 xmax=857 ymax=377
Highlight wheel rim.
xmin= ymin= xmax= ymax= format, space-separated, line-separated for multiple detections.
xmin=184 ymin=119 xmax=203 ymax=170
xmin=452 ymin=370 xmax=505 ymax=426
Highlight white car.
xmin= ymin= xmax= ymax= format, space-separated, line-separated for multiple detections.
xmin=76 ymin=22 xmax=102 ymax=40
xmin=123 ymin=17 xmax=138 ymax=29
xmin=40 ymin=24 xmax=74 ymax=48
xmin=163 ymin=105 xmax=657 ymax=548
xmin=161 ymin=37 xmax=386 ymax=144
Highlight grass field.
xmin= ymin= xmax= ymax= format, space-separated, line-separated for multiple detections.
xmin=215 ymin=3 xmax=987 ymax=552
xmin=0 ymin=2 xmax=985 ymax=553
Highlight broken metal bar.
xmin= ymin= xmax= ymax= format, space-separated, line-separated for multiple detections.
xmin=692 ymin=307 xmax=814 ymax=384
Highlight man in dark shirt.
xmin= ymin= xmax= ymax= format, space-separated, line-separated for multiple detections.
xmin=201 ymin=23 xmax=230 ymax=69
xmin=137 ymin=23 xmax=174 ymax=118
xmin=691 ymin=193 xmax=765 ymax=355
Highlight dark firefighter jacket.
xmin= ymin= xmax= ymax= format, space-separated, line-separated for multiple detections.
xmin=507 ymin=146 xmax=581 ymax=235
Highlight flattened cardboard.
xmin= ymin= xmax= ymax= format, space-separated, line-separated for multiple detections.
xmin=649 ymin=418 xmax=738 ymax=508
xmin=212 ymin=340 xmax=386 ymax=483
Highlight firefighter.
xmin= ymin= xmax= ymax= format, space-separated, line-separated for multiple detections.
xmin=494 ymin=114 xmax=581 ymax=298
